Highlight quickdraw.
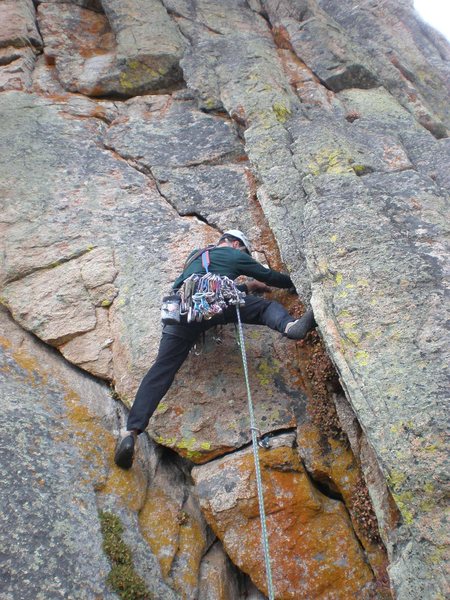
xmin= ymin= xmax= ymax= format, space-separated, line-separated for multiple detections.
xmin=178 ymin=273 xmax=245 ymax=323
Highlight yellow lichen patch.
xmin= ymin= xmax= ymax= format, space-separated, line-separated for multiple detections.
xmin=392 ymin=492 xmax=414 ymax=524
xmin=0 ymin=335 xmax=12 ymax=349
xmin=387 ymin=470 xmax=407 ymax=491
xmin=58 ymin=389 xmax=147 ymax=510
xmin=272 ymin=102 xmax=291 ymax=123
xmin=119 ymin=60 xmax=168 ymax=92
xmin=255 ymin=109 xmax=278 ymax=130
xmin=256 ymin=357 xmax=281 ymax=386
xmin=60 ymin=389 xmax=113 ymax=479
xmin=139 ymin=488 xmax=181 ymax=578
xmin=423 ymin=482 xmax=434 ymax=494
xmin=342 ymin=326 xmax=360 ymax=345
xmin=155 ymin=434 xmax=224 ymax=463
xmin=425 ymin=545 xmax=447 ymax=566
xmin=155 ymin=401 xmax=169 ymax=414
xmin=423 ymin=443 xmax=440 ymax=453
xmin=178 ymin=437 xmax=197 ymax=450
xmin=419 ymin=498 xmax=436 ymax=512
xmin=154 ymin=435 xmax=177 ymax=447
xmin=354 ymin=350 xmax=370 ymax=366
xmin=307 ymin=148 xmax=355 ymax=176
xmin=203 ymin=98 xmax=217 ymax=110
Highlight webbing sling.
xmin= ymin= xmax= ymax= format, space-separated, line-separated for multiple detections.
xmin=183 ymin=245 xmax=215 ymax=270
xmin=235 ymin=304 xmax=275 ymax=600
xmin=201 ymin=249 xmax=210 ymax=272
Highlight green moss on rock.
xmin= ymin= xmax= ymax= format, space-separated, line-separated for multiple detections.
xmin=99 ymin=510 xmax=155 ymax=600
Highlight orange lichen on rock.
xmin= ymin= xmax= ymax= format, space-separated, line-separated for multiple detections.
xmin=193 ymin=442 xmax=375 ymax=599
xmin=172 ymin=510 xmax=207 ymax=599
xmin=98 ymin=456 xmax=148 ymax=513
xmin=139 ymin=488 xmax=181 ymax=578
xmin=139 ymin=489 xmax=207 ymax=599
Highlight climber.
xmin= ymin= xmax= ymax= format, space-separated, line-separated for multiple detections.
xmin=114 ymin=229 xmax=316 ymax=469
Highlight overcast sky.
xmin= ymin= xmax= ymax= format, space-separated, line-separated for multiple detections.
xmin=414 ymin=0 xmax=450 ymax=40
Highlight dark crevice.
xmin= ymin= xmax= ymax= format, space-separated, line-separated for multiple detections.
xmin=180 ymin=211 xmax=209 ymax=225
xmin=388 ymin=53 xmax=417 ymax=85
xmin=33 ymin=0 xmax=104 ymax=13
xmin=246 ymin=1 xmax=271 ymax=30
xmin=27 ymin=1 xmax=44 ymax=55
xmin=192 ymin=427 xmax=298 ymax=466
xmin=87 ymin=80 xmax=187 ymax=102
xmin=303 ymin=467 xmax=344 ymax=501
xmin=98 ymin=139 xmax=206 ymax=225
xmin=0 ymin=50 xmax=33 ymax=67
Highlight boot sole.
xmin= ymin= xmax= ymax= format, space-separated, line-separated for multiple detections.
xmin=114 ymin=437 xmax=135 ymax=470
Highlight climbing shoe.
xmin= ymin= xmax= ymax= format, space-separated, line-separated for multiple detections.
xmin=285 ymin=309 xmax=317 ymax=340
xmin=114 ymin=433 xmax=136 ymax=470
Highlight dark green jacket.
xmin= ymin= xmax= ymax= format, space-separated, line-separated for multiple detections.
xmin=172 ymin=246 xmax=293 ymax=290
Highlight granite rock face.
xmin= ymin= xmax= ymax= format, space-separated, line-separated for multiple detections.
xmin=0 ymin=0 xmax=449 ymax=598
xmin=37 ymin=0 xmax=185 ymax=96
xmin=0 ymin=90 xmax=211 ymax=395
xmin=0 ymin=308 xmax=177 ymax=600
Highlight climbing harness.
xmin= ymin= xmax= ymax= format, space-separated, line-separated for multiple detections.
xmin=235 ymin=304 xmax=275 ymax=600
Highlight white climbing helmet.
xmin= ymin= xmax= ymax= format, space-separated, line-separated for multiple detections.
xmin=221 ymin=229 xmax=252 ymax=254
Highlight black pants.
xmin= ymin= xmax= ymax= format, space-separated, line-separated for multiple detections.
xmin=127 ymin=296 xmax=298 ymax=432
